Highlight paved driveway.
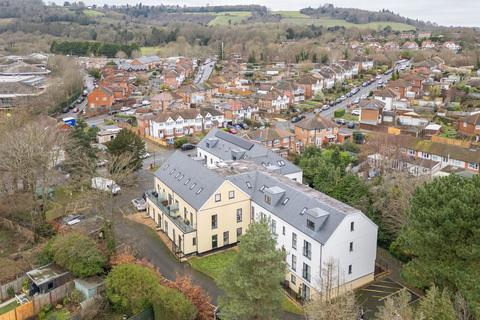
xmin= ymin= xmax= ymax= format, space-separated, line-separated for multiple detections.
xmin=356 ymin=277 xmax=421 ymax=319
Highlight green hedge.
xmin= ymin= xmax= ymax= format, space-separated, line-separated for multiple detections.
xmin=334 ymin=108 xmax=345 ymax=118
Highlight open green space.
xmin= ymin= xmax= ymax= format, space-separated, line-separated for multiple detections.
xmin=83 ymin=9 xmax=105 ymax=17
xmin=274 ymin=11 xmax=310 ymax=18
xmin=140 ymin=46 xmax=161 ymax=56
xmin=0 ymin=301 xmax=19 ymax=315
xmin=207 ymin=11 xmax=252 ymax=26
xmin=279 ymin=17 xmax=415 ymax=31
xmin=189 ymin=249 xmax=304 ymax=315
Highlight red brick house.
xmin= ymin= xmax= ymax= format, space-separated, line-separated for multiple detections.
xmin=458 ymin=113 xmax=480 ymax=142
xmin=87 ymin=86 xmax=114 ymax=115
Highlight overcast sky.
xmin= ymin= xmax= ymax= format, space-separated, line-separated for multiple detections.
xmin=56 ymin=0 xmax=480 ymax=27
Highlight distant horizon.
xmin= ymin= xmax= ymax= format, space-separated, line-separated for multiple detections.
xmin=50 ymin=0 xmax=480 ymax=28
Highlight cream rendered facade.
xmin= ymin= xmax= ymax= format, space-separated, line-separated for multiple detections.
xmin=147 ymin=176 xmax=250 ymax=255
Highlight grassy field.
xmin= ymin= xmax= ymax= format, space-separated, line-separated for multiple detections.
xmin=189 ymin=249 xmax=304 ymax=315
xmin=279 ymin=17 xmax=414 ymax=31
xmin=0 ymin=18 xmax=16 ymax=26
xmin=274 ymin=11 xmax=310 ymax=18
xmin=140 ymin=46 xmax=162 ymax=56
xmin=83 ymin=9 xmax=105 ymax=17
xmin=207 ymin=11 xmax=252 ymax=26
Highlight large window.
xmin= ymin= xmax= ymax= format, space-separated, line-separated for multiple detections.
xmin=303 ymin=240 xmax=312 ymax=260
xmin=223 ymin=231 xmax=229 ymax=245
xmin=236 ymin=227 xmax=242 ymax=238
xmin=236 ymin=208 xmax=243 ymax=223
xmin=212 ymin=235 xmax=218 ymax=249
xmin=271 ymin=219 xmax=277 ymax=235
xmin=211 ymin=214 xmax=218 ymax=229
xmin=302 ymin=263 xmax=311 ymax=282
xmin=292 ymin=232 xmax=297 ymax=250
xmin=291 ymin=255 xmax=297 ymax=271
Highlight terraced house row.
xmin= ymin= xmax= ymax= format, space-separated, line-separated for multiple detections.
xmin=145 ymin=131 xmax=378 ymax=300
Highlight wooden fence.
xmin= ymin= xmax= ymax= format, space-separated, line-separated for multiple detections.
xmin=0 ymin=276 xmax=26 ymax=301
xmin=431 ymin=135 xmax=472 ymax=148
xmin=0 ymin=282 xmax=73 ymax=320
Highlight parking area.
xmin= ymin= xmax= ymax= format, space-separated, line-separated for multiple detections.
xmin=357 ymin=277 xmax=421 ymax=319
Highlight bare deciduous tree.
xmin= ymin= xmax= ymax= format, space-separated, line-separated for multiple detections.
xmin=305 ymin=259 xmax=359 ymax=320
xmin=375 ymin=289 xmax=414 ymax=320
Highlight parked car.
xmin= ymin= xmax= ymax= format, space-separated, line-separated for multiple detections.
xmin=239 ymin=123 xmax=249 ymax=130
xmin=63 ymin=214 xmax=85 ymax=226
xmin=351 ymin=109 xmax=360 ymax=116
xmin=72 ymin=107 xmax=79 ymax=113
xmin=321 ymin=105 xmax=329 ymax=111
xmin=91 ymin=177 xmax=121 ymax=195
xmin=131 ymin=198 xmax=146 ymax=211
xmin=336 ymin=118 xmax=346 ymax=125
xmin=180 ymin=143 xmax=196 ymax=151
xmin=361 ymin=81 xmax=369 ymax=87
xmin=377 ymin=79 xmax=384 ymax=85
xmin=376 ymin=75 xmax=382 ymax=80
xmin=347 ymin=121 xmax=355 ymax=129
xmin=353 ymin=98 xmax=360 ymax=104
xmin=340 ymin=95 xmax=347 ymax=101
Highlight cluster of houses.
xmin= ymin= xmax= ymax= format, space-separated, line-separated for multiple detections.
xmin=145 ymin=129 xmax=378 ymax=300
xmin=0 ymin=53 xmax=50 ymax=110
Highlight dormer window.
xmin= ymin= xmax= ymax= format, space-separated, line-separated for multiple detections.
xmin=265 ymin=195 xmax=272 ymax=205
xmin=307 ymin=219 xmax=315 ymax=231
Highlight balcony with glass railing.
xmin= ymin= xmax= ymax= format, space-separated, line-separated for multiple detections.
xmin=145 ymin=190 xmax=195 ymax=234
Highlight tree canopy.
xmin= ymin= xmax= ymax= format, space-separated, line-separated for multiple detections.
xmin=394 ymin=175 xmax=480 ymax=317
xmin=106 ymin=129 xmax=146 ymax=172
xmin=218 ymin=220 xmax=286 ymax=319
xmin=106 ymin=264 xmax=197 ymax=319
xmin=43 ymin=232 xmax=107 ymax=278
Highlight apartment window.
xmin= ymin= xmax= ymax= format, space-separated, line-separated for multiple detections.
xmin=349 ymin=242 xmax=353 ymax=252
xmin=282 ymin=226 xmax=286 ymax=235
xmin=250 ymin=206 xmax=255 ymax=222
xmin=215 ymin=193 xmax=221 ymax=202
xmin=223 ymin=231 xmax=229 ymax=245
xmin=236 ymin=208 xmax=243 ymax=223
xmin=211 ymin=214 xmax=218 ymax=229
xmin=236 ymin=227 xmax=242 ymax=238
xmin=350 ymin=221 xmax=354 ymax=232
xmin=212 ymin=235 xmax=218 ymax=249
xmin=190 ymin=212 xmax=193 ymax=227
xmin=264 ymin=195 xmax=272 ymax=205
xmin=292 ymin=233 xmax=297 ymax=250
xmin=348 ymin=265 xmax=352 ymax=275
xmin=290 ymin=274 xmax=296 ymax=285
xmin=303 ymin=240 xmax=312 ymax=260
xmin=184 ymin=207 xmax=187 ymax=220
xmin=302 ymin=263 xmax=311 ymax=282
xmin=306 ymin=219 xmax=315 ymax=231
xmin=271 ymin=219 xmax=277 ymax=235
xmin=192 ymin=237 xmax=196 ymax=246
xmin=228 ymin=191 xmax=235 ymax=199
xmin=291 ymin=255 xmax=297 ymax=271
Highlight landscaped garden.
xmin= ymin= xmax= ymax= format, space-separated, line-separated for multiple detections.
xmin=189 ymin=249 xmax=304 ymax=315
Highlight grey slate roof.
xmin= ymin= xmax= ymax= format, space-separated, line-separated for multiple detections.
xmin=228 ymin=171 xmax=361 ymax=245
xmin=198 ymin=128 xmax=302 ymax=176
xmin=154 ymin=151 xmax=224 ymax=210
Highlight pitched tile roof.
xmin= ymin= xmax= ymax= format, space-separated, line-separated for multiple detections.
xmin=295 ymin=114 xmax=337 ymax=130
xmin=154 ymin=151 xmax=224 ymax=210
xmin=227 ymin=171 xmax=363 ymax=244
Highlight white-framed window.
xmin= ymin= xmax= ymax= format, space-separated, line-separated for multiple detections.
xmin=229 ymin=191 xmax=235 ymax=199
xmin=236 ymin=208 xmax=242 ymax=223
xmin=215 ymin=193 xmax=221 ymax=202
xmin=291 ymin=255 xmax=297 ymax=271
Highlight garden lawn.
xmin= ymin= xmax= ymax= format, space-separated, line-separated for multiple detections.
xmin=188 ymin=249 xmax=304 ymax=315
